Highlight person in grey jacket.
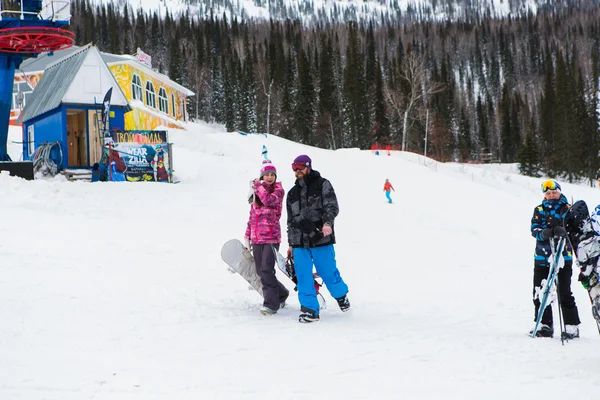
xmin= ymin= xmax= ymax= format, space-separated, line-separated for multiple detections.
xmin=286 ymin=154 xmax=350 ymax=323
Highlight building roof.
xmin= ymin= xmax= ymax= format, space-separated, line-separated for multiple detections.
xmin=17 ymin=46 xmax=83 ymax=73
xmin=22 ymin=43 xmax=131 ymax=122
xmin=18 ymin=45 xmax=195 ymax=96
xmin=21 ymin=45 xmax=90 ymax=122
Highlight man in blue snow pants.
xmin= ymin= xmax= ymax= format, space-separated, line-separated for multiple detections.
xmin=286 ymin=154 xmax=350 ymax=323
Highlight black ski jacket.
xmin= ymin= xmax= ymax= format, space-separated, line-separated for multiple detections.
xmin=286 ymin=170 xmax=339 ymax=248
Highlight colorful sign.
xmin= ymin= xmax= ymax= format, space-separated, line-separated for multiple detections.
xmin=10 ymin=73 xmax=42 ymax=125
xmin=135 ymin=48 xmax=152 ymax=68
xmin=107 ymin=130 xmax=171 ymax=182
xmin=108 ymin=63 xmax=188 ymax=130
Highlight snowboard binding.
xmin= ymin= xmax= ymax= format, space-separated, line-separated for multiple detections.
xmin=285 ymin=257 xmax=324 ymax=294
xmin=284 ymin=256 xmax=327 ymax=309
xmin=284 ymin=257 xmax=298 ymax=285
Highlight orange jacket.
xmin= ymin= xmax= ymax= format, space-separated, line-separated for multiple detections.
xmin=383 ymin=182 xmax=394 ymax=192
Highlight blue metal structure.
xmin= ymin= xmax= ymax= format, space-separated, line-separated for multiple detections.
xmin=0 ymin=0 xmax=73 ymax=160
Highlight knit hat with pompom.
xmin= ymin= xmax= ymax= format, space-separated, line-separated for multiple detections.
xmin=260 ymin=160 xmax=277 ymax=179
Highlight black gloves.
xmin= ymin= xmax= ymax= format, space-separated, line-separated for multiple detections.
xmin=553 ymin=226 xmax=567 ymax=238
xmin=296 ymin=218 xmax=317 ymax=234
xmin=541 ymin=226 xmax=567 ymax=240
xmin=541 ymin=228 xmax=553 ymax=240
xmin=294 ymin=218 xmax=324 ymax=243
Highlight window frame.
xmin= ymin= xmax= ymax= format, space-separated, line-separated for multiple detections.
xmin=11 ymin=81 xmax=33 ymax=110
xmin=145 ymin=81 xmax=156 ymax=108
xmin=158 ymin=87 xmax=168 ymax=114
xmin=131 ymin=74 xmax=143 ymax=101
xmin=171 ymin=93 xmax=176 ymax=118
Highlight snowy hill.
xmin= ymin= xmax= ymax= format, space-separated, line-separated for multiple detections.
xmin=94 ymin=0 xmax=539 ymax=22
xmin=2 ymin=122 xmax=600 ymax=399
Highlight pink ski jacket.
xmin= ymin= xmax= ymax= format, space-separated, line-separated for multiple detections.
xmin=245 ymin=181 xmax=284 ymax=244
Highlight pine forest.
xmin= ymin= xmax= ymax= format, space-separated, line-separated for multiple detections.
xmin=30 ymin=1 xmax=600 ymax=182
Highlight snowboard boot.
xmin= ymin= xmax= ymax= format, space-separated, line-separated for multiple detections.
xmin=562 ymin=325 xmax=580 ymax=340
xmin=298 ymin=307 xmax=319 ymax=323
xmin=260 ymin=306 xmax=277 ymax=316
xmin=530 ymin=324 xmax=553 ymax=338
xmin=336 ymin=294 xmax=350 ymax=312
xmin=279 ymin=294 xmax=289 ymax=310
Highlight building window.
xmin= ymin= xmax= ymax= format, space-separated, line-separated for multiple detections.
xmin=11 ymin=81 xmax=33 ymax=110
xmin=145 ymin=81 xmax=156 ymax=108
xmin=171 ymin=93 xmax=176 ymax=118
xmin=132 ymin=74 xmax=143 ymax=101
xmin=158 ymin=87 xmax=168 ymax=113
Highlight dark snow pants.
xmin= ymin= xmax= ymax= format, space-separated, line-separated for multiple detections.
xmin=533 ymin=262 xmax=581 ymax=327
xmin=252 ymin=243 xmax=289 ymax=311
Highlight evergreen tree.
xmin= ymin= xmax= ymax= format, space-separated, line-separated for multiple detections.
xmin=316 ymin=34 xmax=337 ymax=148
xmin=107 ymin=3 xmax=120 ymax=54
xmin=99 ymin=5 xmax=108 ymax=50
xmin=517 ymin=134 xmax=541 ymax=177
xmin=134 ymin=8 xmax=146 ymax=51
xmin=552 ymin=51 xmax=572 ymax=177
xmin=342 ymin=21 xmax=369 ymax=148
xmin=475 ymin=95 xmax=488 ymax=153
xmin=457 ymin=107 xmax=472 ymax=162
xmin=223 ymin=53 xmax=238 ymax=132
xmin=365 ymin=22 xmax=377 ymax=128
xmin=279 ymin=50 xmax=296 ymax=140
xmin=168 ymin=30 xmax=184 ymax=85
xmin=295 ymin=47 xmax=316 ymax=144
xmin=509 ymin=93 xmax=522 ymax=163
xmin=122 ymin=5 xmax=133 ymax=54
xmin=149 ymin=12 xmax=164 ymax=72
xmin=539 ymin=50 xmax=554 ymax=169
xmin=500 ymin=84 xmax=515 ymax=162
xmin=572 ymin=64 xmax=595 ymax=181
xmin=240 ymin=46 xmax=257 ymax=133
xmin=373 ymin=59 xmax=390 ymax=143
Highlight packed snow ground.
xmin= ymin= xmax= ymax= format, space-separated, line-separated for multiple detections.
xmin=2 ymin=123 xmax=600 ymax=399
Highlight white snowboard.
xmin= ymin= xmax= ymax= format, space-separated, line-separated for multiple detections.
xmin=221 ymin=239 xmax=263 ymax=296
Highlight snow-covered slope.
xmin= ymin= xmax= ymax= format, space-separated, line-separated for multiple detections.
xmin=1 ymin=122 xmax=599 ymax=399
xmin=93 ymin=0 xmax=538 ymax=22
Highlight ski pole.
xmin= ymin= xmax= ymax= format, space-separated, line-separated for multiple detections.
xmin=531 ymin=237 xmax=566 ymax=338
xmin=552 ymin=238 xmax=566 ymax=345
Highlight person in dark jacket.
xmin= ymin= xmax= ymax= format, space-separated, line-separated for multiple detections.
xmin=530 ymin=179 xmax=580 ymax=338
xmin=286 ymin=154 xmax=350 ymax=323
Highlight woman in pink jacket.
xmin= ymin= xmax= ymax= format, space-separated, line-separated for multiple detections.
xmin=244 ymin=161 xmax=289 ymax=315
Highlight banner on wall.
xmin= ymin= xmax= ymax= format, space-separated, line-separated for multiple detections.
xmin=107 ymin=130 xmax=172 ymax=182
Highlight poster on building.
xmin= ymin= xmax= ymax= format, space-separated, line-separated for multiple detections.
xmin=107 ymin=130 xmax=172 ymax=182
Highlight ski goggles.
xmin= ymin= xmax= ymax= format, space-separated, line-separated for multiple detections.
xmin=292 ymin=162 xmax=309 ymax=172
xmin=541 ymin=179 xmax=561 ymax=193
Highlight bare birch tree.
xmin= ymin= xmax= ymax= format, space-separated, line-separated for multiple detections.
xmin=387 ymin=52 xmax=444 ymax=151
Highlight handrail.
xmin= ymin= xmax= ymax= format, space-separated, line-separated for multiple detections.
xmin=0 ymin=1 xmax=71 ymax=22
xmin=41 ymin=0 xmax=71 ymax=22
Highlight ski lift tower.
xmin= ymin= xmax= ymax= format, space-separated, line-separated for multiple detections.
xmin=0 ymin=0 xmax=74 ymax=161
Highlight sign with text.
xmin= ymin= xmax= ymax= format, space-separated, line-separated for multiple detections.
xmin=135 ymin=48 xmax=152 ymax=68
xmin=109 ymin=130 xmax=171 ymax=182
